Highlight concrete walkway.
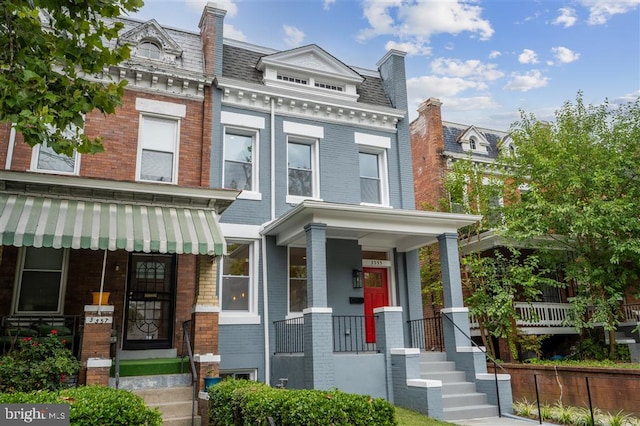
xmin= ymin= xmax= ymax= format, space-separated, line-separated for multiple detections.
xmin=453 ymin=414 xmax=555 ymax=425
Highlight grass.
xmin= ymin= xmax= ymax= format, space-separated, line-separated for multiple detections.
xmin=110 ymin=357 xmax=190 ymax=377
xmin=395 ymin=406 xmax=455 ymax=426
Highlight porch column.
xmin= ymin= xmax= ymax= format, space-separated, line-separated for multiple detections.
xmin=81 ymin=305 xmax=114 ymax=386
xmin=303 ymin=223 xmax=334 ymax=389
xmin=437 ymin=232 xmax=487 ymax=381
xmin=375 ymin=306 xmax=404 ymax=402
xmin=192 ymin=255 xmax=220 ymax=397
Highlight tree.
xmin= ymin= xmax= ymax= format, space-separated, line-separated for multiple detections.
xmin=0 ymin=0 xmax=142 ymax=156
xmin=501 ymin=93 xmax=640 ymax=357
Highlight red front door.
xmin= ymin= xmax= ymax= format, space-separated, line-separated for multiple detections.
xmin=363 ymin=267 xmax=389 ymax=343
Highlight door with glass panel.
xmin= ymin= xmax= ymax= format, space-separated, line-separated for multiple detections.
xmin=123 ymin=254 xmax=176 ymax=350
xmin=363 ymin=267 xmax=389 ymax=343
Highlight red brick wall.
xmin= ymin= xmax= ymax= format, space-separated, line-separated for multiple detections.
xmin=490 ymin=363 xmax=640 ymax=415
xmin=5 ymin=90 xmax=208 ymax=188
xmin=410 ymin=98 xmax=448 ymax=212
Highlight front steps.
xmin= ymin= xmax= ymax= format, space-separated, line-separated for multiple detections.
xmin=420 ymin=352 xmax=499 ymax=421
xmin=111 ymin=373 xmax=200 ymax=426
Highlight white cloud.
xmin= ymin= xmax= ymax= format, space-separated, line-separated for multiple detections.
xmin=518 ymin=49 xmax=539 ymax=64
xmin=283 ymin=25 xmax=305 ymax=47
xmin=407 ymin=75 xmax=488 ymax=99
xmin=357 ymin=0 xmax=493 ymax=42
xmin=440 ymin=96 xmax=500 ymax=112
xmin=553 ymin=7 xmax=578 ymax=27
xmin=323 ymin=0 xmax=336 ymax=10
xmin=552 ymin=46 xmax=580 ymax=63
xmin=430 ymin=58 xmax=504 ymax=81
xmin=489 ymin=50 xmax=501 ymax=59
xmin=579 ymin=0 xmax=640 ymax=25
xmin=504 ymin=70 xmax=549 ymax=92
xmin=385 ymin=40 xmax=432 ymax=56
xmin=223 ymin=24 xmax=246 ymax=41
xmin=184 ymin=0 xmax=238 ymax=17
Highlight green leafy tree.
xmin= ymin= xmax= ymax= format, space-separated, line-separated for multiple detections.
xmin=1 ymin=0 xmax=143 ymax=156
xmin=501 ymin=93 xmax=640 ymax=357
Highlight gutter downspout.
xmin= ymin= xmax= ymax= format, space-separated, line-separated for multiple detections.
xmin=5 ymin=125 xmax=16 ymax=170
xmin=263 ymin=98 xmax=276 ymax=384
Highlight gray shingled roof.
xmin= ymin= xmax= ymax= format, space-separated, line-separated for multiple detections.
xmin=442 ymin=121 xmax=508 ymax=160
xmin=222 ymin=43 xmax=392 ymax=109
xmin=109 ymin=16 xmax=204 ymax=75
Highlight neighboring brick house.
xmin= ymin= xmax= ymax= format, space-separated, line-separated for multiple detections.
xmin=0 ymin=6 xmax=238 ymax=393
xmin=410 ymin=98 xmax=640 ymax=361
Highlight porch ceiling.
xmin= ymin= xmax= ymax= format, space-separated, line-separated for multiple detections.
xmin=261 ymin=200 xmax=482 ymax=252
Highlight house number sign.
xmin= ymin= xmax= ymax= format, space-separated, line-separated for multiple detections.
xmin=85 ymin=316 xmax=113 ymax=324
xmin=363 ymin=259 xmax=391 ymax=267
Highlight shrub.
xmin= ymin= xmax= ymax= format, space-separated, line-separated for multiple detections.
xmin=0 ymin=385 xmax=162 ymax=425
xmin=209 ymin=379 xmax=397 ymax=426
xmin=0 ymin=330 xmax=81 ymax=392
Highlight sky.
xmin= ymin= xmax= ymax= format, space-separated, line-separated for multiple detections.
xmin=129 ymin=0 xmax=640 ymax=131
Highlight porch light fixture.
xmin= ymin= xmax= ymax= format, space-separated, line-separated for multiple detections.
xmin=352 ymin=269 xmax=362 ymax=289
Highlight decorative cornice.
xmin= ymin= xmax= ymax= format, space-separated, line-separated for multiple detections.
xmin=215 ymin=77 xmax=404 ymax=131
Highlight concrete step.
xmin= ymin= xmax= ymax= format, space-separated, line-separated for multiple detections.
xmin=419 ymin=351 xmax=447 ymax=362
xmin=442 ymin=392 xmax=488 ymax=409
xmin=111 ymin=373 xmax=192 ymax=391
xmin=164 ymin=416 xmax=202 ymax=426
xmin=441 ymin=381 xmax=477 ymax=395
xmin=420 ymin=370 xmax=466 ymax=382
xmin=420 ymin=360 xmax=456 ymax=373
xmin=442 ymin=404 xmax=499 ymax=421
xmin=133 ymin=386 xmax=193 ymax=404
xmin=128 ymin=380 xmax=200 ymax=425
xmin=145 ymin=400 xmax=195 ymax=418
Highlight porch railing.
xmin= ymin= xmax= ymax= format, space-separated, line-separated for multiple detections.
xmin=332 ymin=315 xmax=377 ymax=353
xmin=273 ymin=315 xmax=378 ymax=354
xmin=0 ymin=315 xmax=82 ymax=358
xmin=408 ymin=314 xmax=444 ymax=351
xmin=273 ymin=317 xmax=304 ymax=354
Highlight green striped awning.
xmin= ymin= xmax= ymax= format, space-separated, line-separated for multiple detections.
xmin=0 ymin=194 xmax=226 ymax=255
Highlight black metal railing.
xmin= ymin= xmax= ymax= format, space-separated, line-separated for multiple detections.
xmin=332 ymin=315 xmax=377 ymax=353
xmin=408 ymin=314 xmax=444 ymax=351
xmin=181 ymin=320 xmax=198 ymax=426
xmin=273 ymin=317 xmax=304 ymax=354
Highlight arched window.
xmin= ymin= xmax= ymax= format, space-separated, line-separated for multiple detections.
xmin=138 ymin=41 xmax=161 ymax=60
xmin=469 ymin=136 xmax=477 ymax=150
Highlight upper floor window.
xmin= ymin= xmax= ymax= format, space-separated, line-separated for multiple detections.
xmin=138 ymin=41 xmax=161 ymax=60
xmin=469 ymin=136 xmax=478 ymax=151
xmin=31 ymin=141 xmax=79 ymax=175
xmin=288 ymin=140 xmax=313 ymax=198
xmin=277 ymin=74 xmax=308 ymax=85
xmin=137 ymin=115 xmax=179 ymax=183
xmin=14 ymin=247 xmax=68 ymax=314
xmin=355 ymin=132 xmax=390 ymax=206
xmin=224 ymin=129 xmax=256 ymax=191
xmin=289 ymin=247 xmax=307 ymax=314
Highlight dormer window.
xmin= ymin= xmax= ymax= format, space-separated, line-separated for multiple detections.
xmin=138 ymin=41 xmax=161 ymax=60
xmin=469 ymin=136 xmax=477 ymax=151
xmin=315 ymin=81 xmax=343 ymax=92
xmin=277 ymin=74 xmax=308 ymax=85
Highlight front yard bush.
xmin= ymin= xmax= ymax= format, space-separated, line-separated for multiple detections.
xmin=209 ymin=379 xmax=396 ymax=426
xmin=0 ymin=385 xmax=162 ymax=425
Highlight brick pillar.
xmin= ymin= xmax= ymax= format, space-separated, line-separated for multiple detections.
xmin=303 ymin=308 xmax=334 ymax=390
xmin=80 ymin=305 xmax=114 ymax=386
xmin=192 ymin=255 xmax=221 ymax=422
xmin=374 ymin=306 xmax=404 ymax=402
xmin=305 ymin=223 xmax=327 ymax=308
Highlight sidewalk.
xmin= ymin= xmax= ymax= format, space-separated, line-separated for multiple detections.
xmin=453 ymin=414 xmax=555 ymax=425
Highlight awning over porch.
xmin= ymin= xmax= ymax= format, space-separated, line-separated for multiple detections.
xmin=0 ymin=194 xmax=226 ymax=255
xmin=0 ymin=170 xmax=239 ymax=256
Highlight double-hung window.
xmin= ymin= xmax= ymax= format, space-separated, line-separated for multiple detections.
xmin=31 ymin=124 xmax=80 ymax=174
xmin=221 ymin=242 xmax=251 ymax=312
xmin=288 ymin=247 xmax=307 ymax=314
xmin=224 ymin=130 xmax=255 ymax=191
xmin=284 ymin=121 xmax=323 ymax=204
xmin=135 ymin=98 xmax=185 ymax=184
xmin=355 ymin=133 xmax=390 ymax=206
xmin=14 ymin=247 xmax=68 ymax=314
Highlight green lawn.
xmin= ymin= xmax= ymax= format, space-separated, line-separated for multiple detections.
xmin=395 ymin=407 xmax=456 ymax=426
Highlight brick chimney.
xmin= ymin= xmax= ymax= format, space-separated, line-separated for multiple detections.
xmin=199 ymin=3 xmax=226 ymax=76
xmin=410 ymin=97 xmax=447 ymax=211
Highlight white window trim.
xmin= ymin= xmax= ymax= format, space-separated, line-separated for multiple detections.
xmin=219 ymin=239 xmax=261 ymax=325
xmin=357 ymin=147 xmax=390 ymax=207
xmin=30 ymin=142 xmax=81 ymax=175
xmin=12 ymin=247 xmax=69 ymax=315
xmin=219 ymin=369 xmax=257 ymax=380
xmin=135 ymin=113 xmax=180 ymax=184
xmin=222 ymin=125 xmax=261 ymax=199
xmin=286 ymin=135 xmax=321 ymax=205
xmin=362 ymin=248 xmax=397 ymax=307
